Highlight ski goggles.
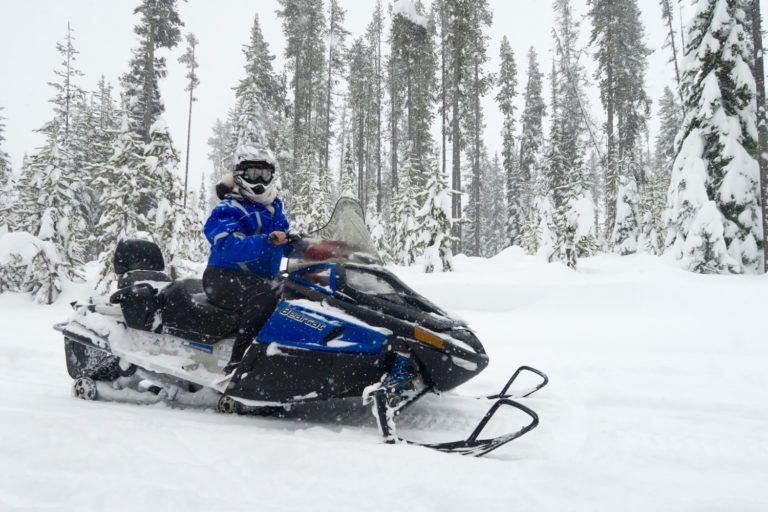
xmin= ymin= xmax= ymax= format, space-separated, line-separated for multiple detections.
xmin=236 ymin=162 xmax=274 ymax=184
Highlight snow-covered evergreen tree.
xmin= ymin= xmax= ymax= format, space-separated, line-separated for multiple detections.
xmin=48 ymin=23 xmax=84 ymax=143
xmin=666 ymin=0 xmax=762 ymax=273
xmin=121 ymin=0 xmax=183 ymax=142
xmin=234 ymin=15 xmax=285 ymax=154
xmin=518 ymin=48 xmax=547 ymax=254
xmin=389 ymin=156 xmax=421 ymax=265
xmin=415 ymin=164 xmax=454 ymax=272
xmin=481 ymin=153 xmax=508 ymax=256
xmin=94 ymin=113 xmax=150 ymax=290
xmin=0 ymin=107 xmax=12 ymax=202
xmin=277 ymin=0 xmax=327 ymax=178
xmin=19 ymin=119 xmax=84 ymax=299
xmin=339 ymin=138 xmax=357 ymax=198
xmin=290 ymin=157 xmax=330 ymax=233
xmin=588 ymin=0 xmax=650 ymax=249
xmin=638 ymin=87 xmax=683 ymax=254
xmin=611 ymin=176 xmax=640 ymax=254
xmin=496 ymin=37 xmax=522 ymax=248
xmin=544 ymin=0 xmax=598 ymax=268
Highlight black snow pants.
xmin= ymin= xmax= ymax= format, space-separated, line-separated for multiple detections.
xmin=202 ymin=266 xmax=279 ymax=365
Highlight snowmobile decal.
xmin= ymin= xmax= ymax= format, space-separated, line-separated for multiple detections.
xmin=255 ymin=301 xmax=387 ymax=355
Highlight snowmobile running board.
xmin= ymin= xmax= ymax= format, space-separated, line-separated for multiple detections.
xmin=372 ymin=365 xmax=548 ymax=457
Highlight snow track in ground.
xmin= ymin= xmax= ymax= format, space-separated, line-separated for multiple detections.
xmin=1 ymin=252 xmax=767 ymax=511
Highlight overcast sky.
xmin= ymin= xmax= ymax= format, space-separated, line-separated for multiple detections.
xmin=1 ymin=0 xmax=766 ymax=195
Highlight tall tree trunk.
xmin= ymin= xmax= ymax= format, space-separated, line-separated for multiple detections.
xmin=376 ymin=9 xmax=383 ymax=213
xmin=440 ymin=1 xmax=447 ymax=180
xmin=65 ymin=22 xmax=72 ymax=140
xmin=605 ymin=67 xmax=616 ymax=238
xmin=358 ymin=113 xmax=365 ymax=205
xmin=473 ymin=53 xmax=481 ymax=257
xmin=390 ymin=55 xmax=399 ymax=191
xmin=661 ymin=0 xmax=684 ymax=106
xmin=451 ymin=41 xmax=462 ymax=254
xmin=753 ymin=0 xmax=768 ymax=272
xmin=183 ymin=45 xmax=195 ymax=208
xmin=143 ymin=25 xmax=155 ymax=143
xmin=292 ymin=54 xmax=301 ymax=172
xmin=323 ymin=6 xmax=335 ymax=177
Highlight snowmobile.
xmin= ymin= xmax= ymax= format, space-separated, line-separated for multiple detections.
xmin=55 ymin=198 xmax=547 ymax=457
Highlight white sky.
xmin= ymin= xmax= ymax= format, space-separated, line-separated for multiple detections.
xmin=1 ymin=0 xmax=766 ymax=193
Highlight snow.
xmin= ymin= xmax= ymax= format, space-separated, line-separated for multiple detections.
xmin=1 ymin=253 xmax=767 ymax=510
xmin=392 ymin=0 xmax=428 ymax=28
xmin=0 ymin=231 xmax=58 ymax=265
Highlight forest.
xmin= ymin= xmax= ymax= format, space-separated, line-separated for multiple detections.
xmin=1 ymin=0 xmax=767 ymax=303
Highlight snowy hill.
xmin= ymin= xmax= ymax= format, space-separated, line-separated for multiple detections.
xmin=1 ymin=253 xmax=766 ymax=511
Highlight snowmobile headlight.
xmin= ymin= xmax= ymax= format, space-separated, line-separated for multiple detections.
xmin=413 ymin=326 xmax=445 ymax=350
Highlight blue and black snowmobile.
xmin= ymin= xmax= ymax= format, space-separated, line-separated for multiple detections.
xmin=55 ymin=198 xmax=547 ymax=457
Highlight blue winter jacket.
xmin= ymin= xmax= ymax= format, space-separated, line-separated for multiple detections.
xmin=204 ymin=197 xmax=291 ymax=279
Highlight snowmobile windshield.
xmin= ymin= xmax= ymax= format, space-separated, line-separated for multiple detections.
xmin=288 ymin=198 xmax=383 ymax=269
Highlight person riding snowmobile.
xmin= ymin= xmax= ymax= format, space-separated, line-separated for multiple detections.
xmin=203 ymin=145 xmax=290 ymax=374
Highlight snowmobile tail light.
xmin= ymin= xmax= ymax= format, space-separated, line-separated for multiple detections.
xmin=413 ymin=326 xmax=445 ymax=350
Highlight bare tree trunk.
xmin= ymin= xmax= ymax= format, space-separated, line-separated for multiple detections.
xmin=292 ymin=54 xmax=301 ymax=171
xmin=376 ymin=7 xmax=383 ymax=213
xmin=753 ymin=0 xmax=768 ymax=272
xmin=473 ymin=53 xmax=481 ymax=257
xmin=142 ymin=25 xmax=155 ymax=143
xmin=323 ymin=5 xmax=335 ymax=178
xmin=65 ymin=22 xmax=72 ymax=140
xmin=451 ymin=40 xmax=462 ymax=254
xmin=440 ymin=1 xmax=447 ymax=180
xmin=183 ymin=45 xmax=195 ymax=208
xmin=661 ymin=0 xmax=684 ymax=106
xmin=390 ymin=55 xmax=399 ymax=191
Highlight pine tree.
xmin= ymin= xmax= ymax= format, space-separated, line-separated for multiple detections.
xmin=366 ymin=1 xmax=385 ymax=212
xmin=48 ymin=23 xmax=84 ymax=143
xmin=481 ymin=153 xmax=508 ymax=256
xmin=277 ymin=0 xmax=327 ymax=181
xmin=178 ymin=32 xmax=200 ymax=207
xmin=348 ymin=37 xmax=375 ymax=207
xmin=121 ymin=0 xmax=183 ymax=142
xmin=197 ymin=170 xmax=209 ymax=218
xmin=415 ymin=162 xmax=454 ymax=272
xmin=94 ymin=113 xmax=149 ymax=290
xmin=234 ymin=15 xmax=285 ymax=155
xmin=322 ymin=0 xmax=350 ymax=178
xmin=496 ymin=37 xmax=522 ymax=247
xmin=388 ymin=0 xmax=437 ymax=195
xmin=545 ymin=0 xmax=597 ymax=268
xmin=291 ymin=157 xmax=330 ymax=232
xmin=611 ymin=176 xmax=640 ymax=254
xmin=463 ymin=0 xmax=493 ymax=257
xmin=25 ymin=120 xmax=84 ymax=291
xmin=339 ymin=138 xmax=357 ymax=198
xmin=660 ymin=0 xmax=684 ymax=104
xmin=0 ymin=107 xmax=11 ymax=199
xmin=666 ymin=0 xmax=762 ymax=273
xmin=518 ymin=48 xmax=547 ymax=253
xmin=588 ymin=0 xmax=651 ymax=249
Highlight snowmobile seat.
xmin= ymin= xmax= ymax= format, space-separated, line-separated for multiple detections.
xmin=117 ymin=270 xmax=172 ymax=290
xmin=114 ymin=239 xmax=166 ymax=274
xmin=160 ymin=279 xmax=240 ymax=344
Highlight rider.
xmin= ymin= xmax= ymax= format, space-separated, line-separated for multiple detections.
xmin=203 ymin=145 xmax=290 ymax=374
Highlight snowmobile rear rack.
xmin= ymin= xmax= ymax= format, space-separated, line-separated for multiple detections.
xmin=371 ymin=365 xmax=547 ymax=457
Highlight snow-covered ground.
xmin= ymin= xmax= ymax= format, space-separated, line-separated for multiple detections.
xmin=1 ymin=251 xmax=767 ymax=511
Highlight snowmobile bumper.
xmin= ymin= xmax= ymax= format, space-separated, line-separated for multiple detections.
xmin=369 ymin=364 xmax=548 ymax=457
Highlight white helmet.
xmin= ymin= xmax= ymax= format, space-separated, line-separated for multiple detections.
xmin=232 ymin=144 xmax=278 ymax=205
